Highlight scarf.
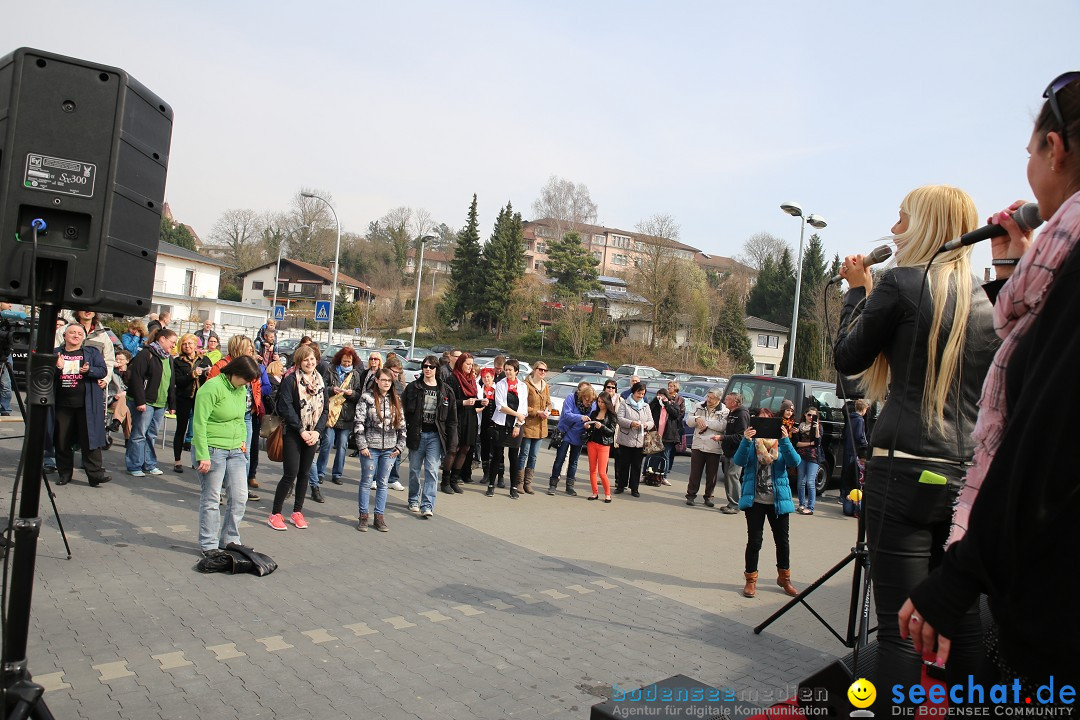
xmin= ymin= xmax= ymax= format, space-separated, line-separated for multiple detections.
xmin=949 ymin=190 xmax=1080 ymax=546
xmin=336 ymin=365 xmax=352 ymax=385
xmin=453 ymin=367 xmax=477 ymax=398
xmin=148 ymin=341 xmax=170 ymax=359
xmin=756 ymin=439 xmax=778 ymax=466
xmin=625 ymin=396 xmax=646 ymax=412
xmin=296 ymin=370 xmax=326 ymax=431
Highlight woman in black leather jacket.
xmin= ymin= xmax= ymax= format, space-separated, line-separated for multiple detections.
xmin=834 ymin=185 xmax=999 ymax=705
xmin=585 ymin=382 xmax=619 ymax=502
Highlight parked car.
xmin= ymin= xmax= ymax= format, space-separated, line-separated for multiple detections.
xmin=614 ymin=364 xmax=662 ymax=379
xmin=547 ymin=372 xmax=607 ymax=390
xmin=474 ymin=356 xmax=531 ymax=376
xmin=561 ymin=360 xmax=615 ymax=376
xmin=383 ymin=338 xmax=409 ymax=349
xmin=402 ymin=358 xmax=423 ymax=382
xmin=429 ymin=344 xmax=454 ymax=353
xmin=678 ymin=381 xmax=720 ymax=400
xmin=547 ymin=382 xmax=582 ymax=428
xmin=474 ymin=347 xmax=510 ymax=358
xmin=722 ymin=374 xmax=845 ymax=493
xmin=657 ymin=371 xmax=694 ymax=383
xmin=687 ymin=374 xmax=726 ymax=384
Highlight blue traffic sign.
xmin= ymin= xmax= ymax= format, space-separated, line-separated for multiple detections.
xmin=273 ymin=305 xmax=285 ymax=321
xmin=315 ymin=301 xmax=331 ymax=323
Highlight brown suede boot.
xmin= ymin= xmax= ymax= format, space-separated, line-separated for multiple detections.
xmin=373 ymin=514 xmax=388 ymax=532
xmin=356 ymin=513 xmax=369 ymax=532
xmin=777 ymin=568 xmax=797 ymax=597
xmin=523 ymin=468 xmax=535 ymax=494
xmin=742 ymin=571 xmax=758 ymax=598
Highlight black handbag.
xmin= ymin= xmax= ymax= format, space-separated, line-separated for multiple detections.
xmin=547 ymin=428 xmax=565 ymax=449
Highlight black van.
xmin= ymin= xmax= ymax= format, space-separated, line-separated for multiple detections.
xmin=721 ymin=374 xmax=845 ymax=493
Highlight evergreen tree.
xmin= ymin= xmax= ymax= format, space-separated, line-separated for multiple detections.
xmin=479 ymin=202 xmax=526 ymax=336
xmin=160 ymin=216 xmax=197 ymax=251
xmin=713 ymin=288 xmax=754 ymax=372
xmin=745 ymin=252 xmax=795 ymax=327
xmin=791 ymin=234 xmax=828 ymax=379
xmin=544 ymin=231 xmax=600 ymax=299
xmin=446 ymin=194 xmax=484 ymax=322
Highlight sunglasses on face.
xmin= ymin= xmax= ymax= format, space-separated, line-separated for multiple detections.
xmin=536 ymin=368 xmax=547 ymax=373
xmin=422 ymin=364 xmax=437 ymax=370
xmin=1044 ymin=71 xmax=1080 ymax=151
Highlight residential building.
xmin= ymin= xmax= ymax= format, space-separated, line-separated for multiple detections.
xmin=238 ymin=258 xmax=375 ymax=310
xmin=150 ymin=242 xmax=268 ymax=330
xmin=405 ymin=247 xmax=453 ymax=276
xmin=522 ymin=219 xmax=703 ymax=277
xmin=744 ymin=316 xmax=789 ymax=376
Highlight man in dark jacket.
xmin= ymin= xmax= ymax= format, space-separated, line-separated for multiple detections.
xmin=403 ymin=355 xmax=457 ymax=518
xmin=194 ymin=320 xmax=219 ymax=350
xmin=719 ymin=392 xmax=750 ymax=514
xmin=124 ymin=329 xmax=177 ymax=477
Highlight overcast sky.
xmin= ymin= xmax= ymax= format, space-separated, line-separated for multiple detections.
xmin=4 ymin=1 xmax=1077 ymax=275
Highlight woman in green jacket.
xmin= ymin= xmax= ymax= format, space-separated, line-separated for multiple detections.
xmin=195 ymin=356 xmax=262 ymax=557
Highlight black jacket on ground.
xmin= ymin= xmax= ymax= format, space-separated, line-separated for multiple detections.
xmin=834 ymin=267 xmax=997 ymax=462
xmin=911 ymin=245 xmax=1080 ymax=684
xmin=403 ymin=379 xmax=458 ymax=454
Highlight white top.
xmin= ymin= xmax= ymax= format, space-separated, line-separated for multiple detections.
xmin=492 ymin=378 xmax=525 ymax=428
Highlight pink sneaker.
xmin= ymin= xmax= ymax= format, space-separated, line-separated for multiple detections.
xmin=267 ymin=513 xmax=287 ymax=531
xmin=289 ymin=511 xmax=308 ymax=529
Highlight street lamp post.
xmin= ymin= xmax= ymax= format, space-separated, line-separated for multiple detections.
xmin=410 ymin=233 xmax=438 ymax=359
xmin=300 ymin=192 xmax=341 ymax=341
xmin=780 ymin=202 xmax=827 ymax=378
xmin=272 ymin=224 xmax=309 ymax=320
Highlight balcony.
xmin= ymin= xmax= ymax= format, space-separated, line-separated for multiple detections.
xmin=154 ymin=280 xmax=200 ymax=297
xmin=262 ymin=289 xmax=332 ymax=301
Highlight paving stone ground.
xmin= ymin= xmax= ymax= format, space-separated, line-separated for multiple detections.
xmin=0 ymin=412 xmax=861 ymax=719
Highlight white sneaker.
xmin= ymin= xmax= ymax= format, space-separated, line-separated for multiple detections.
xmin=388 ymin=481 xmax=405 ymax=491
xmin=421 ymin=508 xmax=433 ymax=518
xmin=146 ymin=467 xmax=164 ymax=476
xmin=408 ymin=504 xmax=420 ymax=513
xmin=370 ymin=479 xmax=377 ymax=489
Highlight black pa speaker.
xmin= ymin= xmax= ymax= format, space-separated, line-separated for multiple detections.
xmin=0 ymin=47 xmax=173 ymax=315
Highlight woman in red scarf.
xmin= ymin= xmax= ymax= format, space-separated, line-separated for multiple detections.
xmin=442 ymin=352 xmax=486 ymax=493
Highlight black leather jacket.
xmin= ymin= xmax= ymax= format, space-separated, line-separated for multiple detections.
xmin=834 ymin=267 xmax=998 ymax=462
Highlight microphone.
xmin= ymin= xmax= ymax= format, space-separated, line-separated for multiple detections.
xmin=827 ymin=245 xmax=893 ymax=285
xmin=941 ymin=202 xmax=1042 ymax=252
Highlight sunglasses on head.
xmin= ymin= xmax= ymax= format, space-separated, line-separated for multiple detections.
xmin=1044 ymin=71 xmax=1080 ymax=151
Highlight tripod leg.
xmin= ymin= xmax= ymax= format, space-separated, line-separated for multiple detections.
xmin=5 ymin=359 xmax=70 ymax=559
xmin=754 ymin=550 xmax=858 ymax=641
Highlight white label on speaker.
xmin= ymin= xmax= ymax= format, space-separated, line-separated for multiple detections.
xmin=23 ymin=153 xmax=97 ymax=198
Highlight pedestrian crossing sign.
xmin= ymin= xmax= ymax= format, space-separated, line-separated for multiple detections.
xmin=315 ymin=301 xmax=331 ymax=322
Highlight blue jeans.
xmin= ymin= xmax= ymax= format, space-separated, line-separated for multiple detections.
xmin=797 ymin=457 xmax=819 ymax=510
xmin=308 ymin=428 xmax=332 ymax=487
xmin=359 ymin=448 xmax=396 ymax=515
xmin=517 ymin=436 xmax=543 ymax=471
xmin=408 ymin=431 xmax=443 ymax=512
xmin=549 ymin=441 xmax=582 ymax=486
xmin=126 ymin=402 xmax=165 ymax=472
xmin=198 ymin=447 xmax=248 ymax=552
xmin=0 ymin=357 xmax=12 ymax=412
xmin=389 ymin=453 xmax=402 ymax=483
xmin=326 ymin=427 xmax=351 ymax=481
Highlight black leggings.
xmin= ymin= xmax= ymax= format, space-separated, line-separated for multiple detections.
xmin=173 ymin=395 xmax=194 ymax=462
xmin=743 ymin=502 xmax=790 ymax=572
xmin=486 ymin=444 xmax=518 ymax=485
xmin=863 ymin=457 xmax=983 ymax=710
xmin=272 ymin=428 xmax=318 ymax=515
xmin=615 ymin=445 xmax=643 ymax=491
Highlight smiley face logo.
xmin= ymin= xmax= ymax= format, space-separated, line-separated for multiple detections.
xmin=847 ymin=678 xmax=876 ymax=709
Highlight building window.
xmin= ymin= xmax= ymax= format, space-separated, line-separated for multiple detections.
xmin=592 ymin=251 xmax=603 ymax=261
xmin=534 ymin=261 xmax=543 ymax=271
xmin=252 ymin=281 xmax=264 ymax=290
xmin=592 ymin=234 xmax=606 ymax=246
xmin=220 ymin=312 xmax=263 ymax=328
xmin=536 ymin=242 xmax=547 ymax=255
xmin=613 ymin=254 xmax=628 ymax=266
xmin=633 ymin=257 xmax=642 ymax=268
xmin=611 ymin=234 xmax=631 ymax=249
xmin=756 ymin=334 xmax=780 ymax=348
xmin=755 ymin=362 xmax=777 ymax=376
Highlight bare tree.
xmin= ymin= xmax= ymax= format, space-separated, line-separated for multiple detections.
xmin=282 ymin=188 xmax=335 ymax=263
xmin=737 ymin=231 xmax=791 ymax=272
xmin=381 ymin=206 xmax=413 ymax=275
xmin=411 ymin=208 xmax=434 ymax=240
xmin=632 ymin=213 xmax=682 ymax=348
xmin=209 ymin=208 xmax=264 ymax=283
xmin=556 ymin=295 xmax=598 ymax=358
xmin=531 ymin=175 xmax=599 ymax=239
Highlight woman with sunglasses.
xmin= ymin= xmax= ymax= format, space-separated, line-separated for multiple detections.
xmin=484 ymin=359 xmax=527 ymax=498
xmin=901 ymin=72 xmax=1080 ymax=694
xmin=834 ymin=185 xmax=997 ymax=699
xmin=516 ymin=361 xmax=551 ymax=495
xmin=793 ymin=407 xmax=822 ymax=515
xmin=402 ymin=355 xmax=457 ymax=517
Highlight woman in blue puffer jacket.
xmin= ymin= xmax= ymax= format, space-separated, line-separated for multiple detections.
xmin=547 ymin=381 xmax=597 ymax=496
xmin=732 ymin=408 xmax=800 ymax=599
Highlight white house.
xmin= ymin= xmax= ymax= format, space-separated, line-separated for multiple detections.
xmin=151 ymin=242 xmax=268 ymax=331
xmin=744 ymin=315 xmax=789 ymax=376
xmin=239 ymin=258 xmax=374 ymax=310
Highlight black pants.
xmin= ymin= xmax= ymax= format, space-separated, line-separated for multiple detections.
xmin=685 ymin=449 xmax=721 ymax=500
xmin=173 ymin=395 xmax=194 ymax=463
xmin=272 ymin=429 xmax=317 ymax=515
xmin=55 ymin=404 xmax=105 ymax=482
xmin=248 ymin=414 xmax=261 ymax=480
xmin=863 ymin=457 xmax=984 ymax=711
xmin=486 ymin=444 xmax=518 ymax=485
xmin=743 ymin=502 xmax=789 ymax=572
xmin=480 ymin=421 xmax=498 ymax=474
xmin=615 ymin=445 xmax=643 ymax=491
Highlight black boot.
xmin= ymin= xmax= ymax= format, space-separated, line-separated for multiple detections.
xmin=460 ymin=461 xmax=474 ymax=484
xmin=509 ymin=468 xmax=521 ymax=499
xmin=440 ymin=468 xmax=453 ymax=494
xmin=565 ymin=475 xmax=578 ymax=497
xmin=448 ymin=470 xmax=463 ymax=494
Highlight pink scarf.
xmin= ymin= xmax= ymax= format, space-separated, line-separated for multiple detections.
xmin=949 ymin=190 xmax=1080 ymax=545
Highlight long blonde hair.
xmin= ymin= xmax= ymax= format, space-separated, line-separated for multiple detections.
xmin=856 ymin=185 xmax=978 ymax=434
